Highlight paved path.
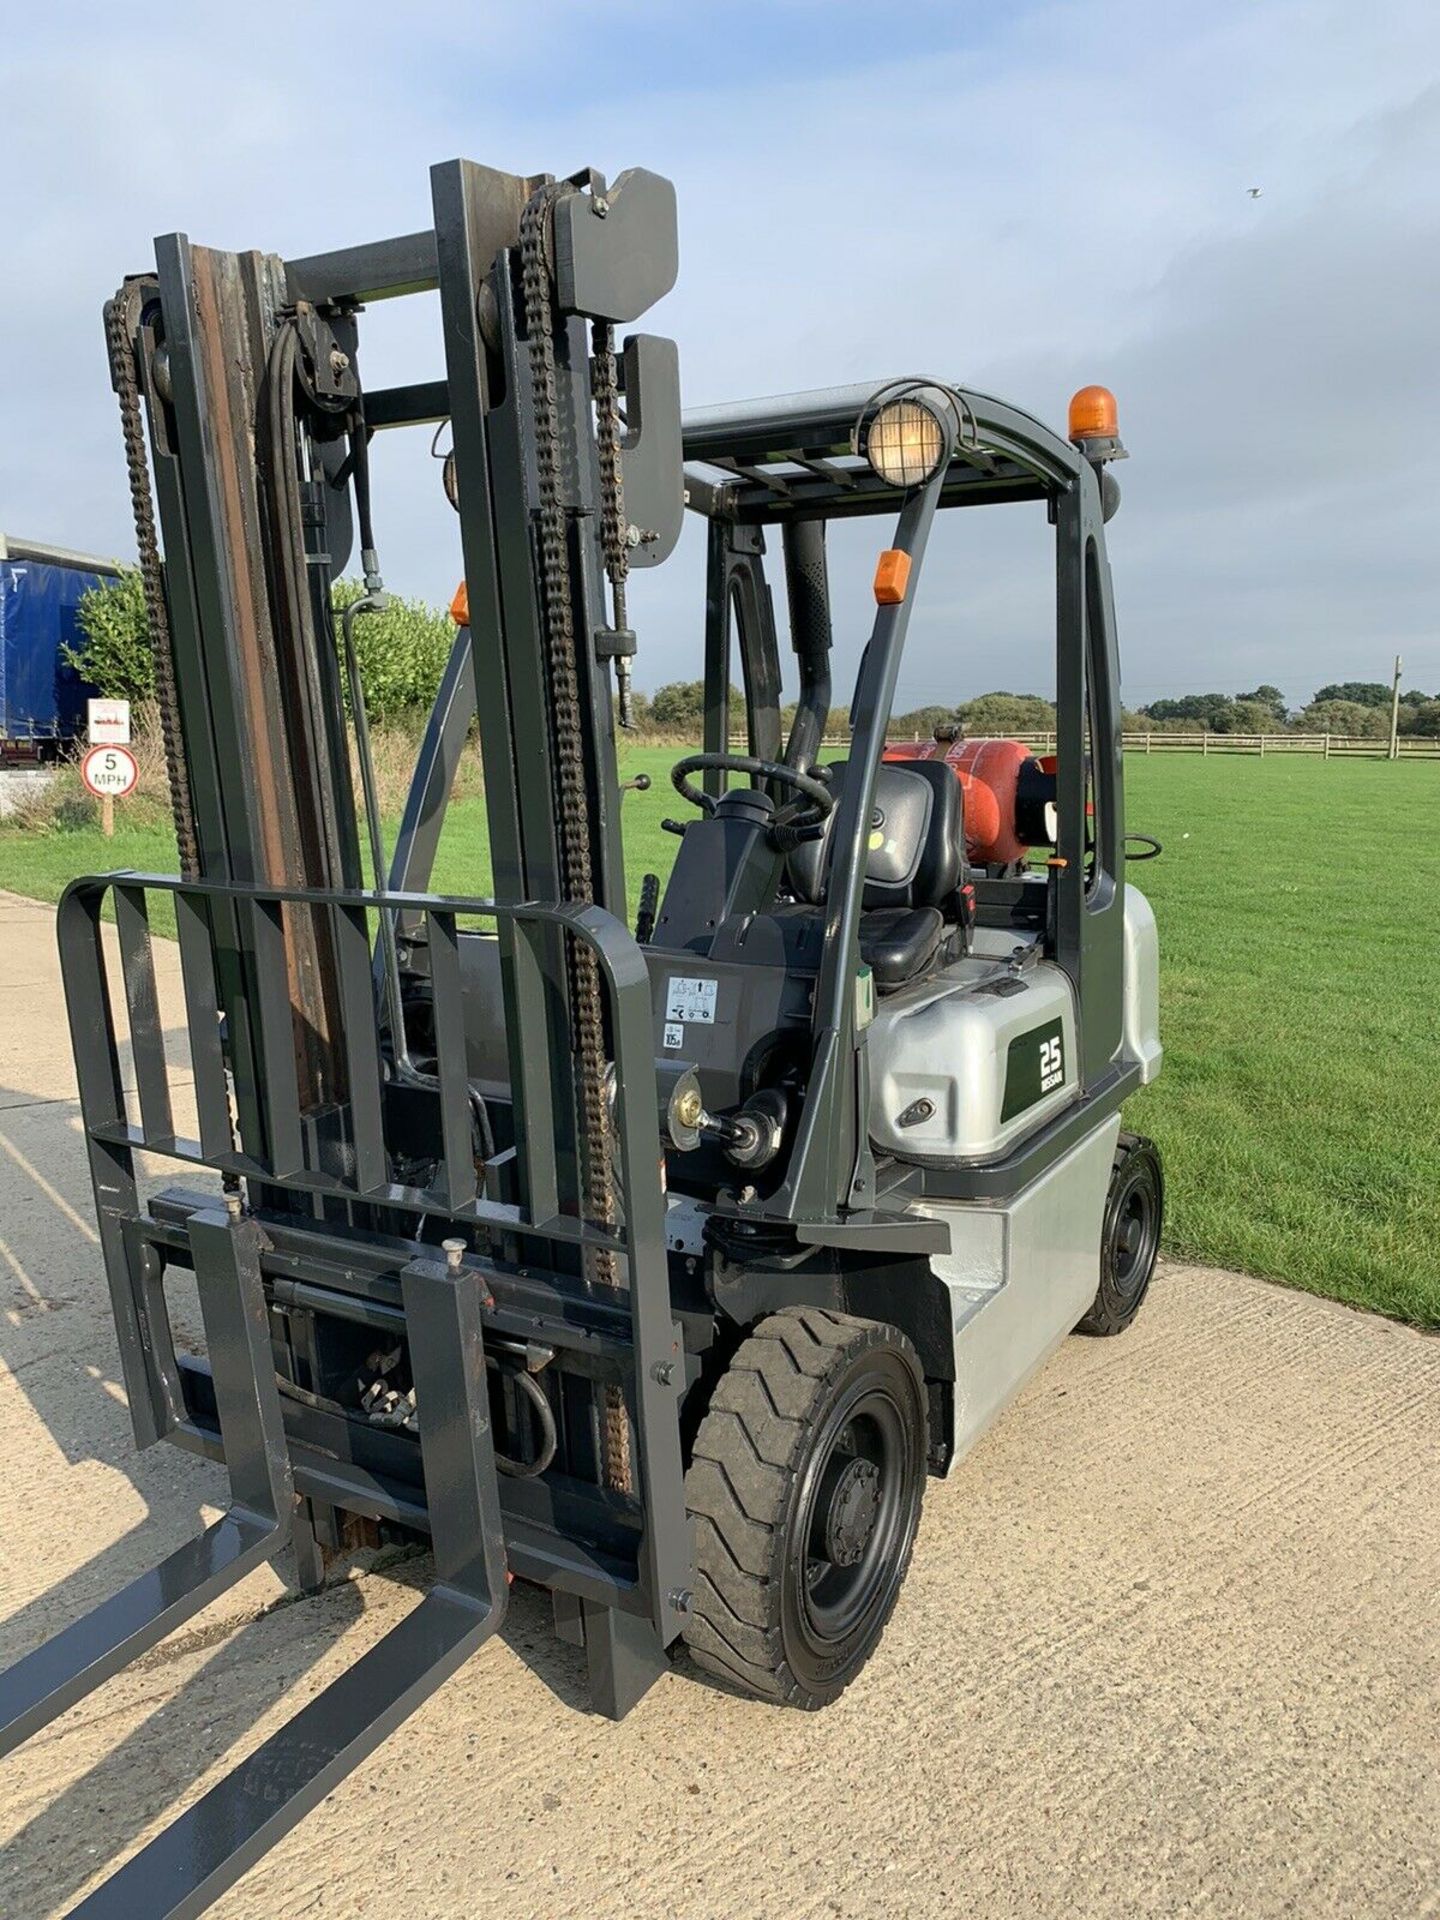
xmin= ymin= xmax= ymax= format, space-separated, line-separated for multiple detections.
xmin=0 ymin=887 xmax=1436 ymax=1919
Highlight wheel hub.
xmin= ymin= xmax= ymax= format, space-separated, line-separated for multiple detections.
xmin=1111 ymin=1187 xmax=1152 ymax=1287
xmin=822 ymin=1456 xmax=882 ymax=1567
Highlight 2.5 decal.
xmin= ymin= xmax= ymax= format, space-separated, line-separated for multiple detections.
xmin=1000 ymin=1018 xmax=1067 ymax=1121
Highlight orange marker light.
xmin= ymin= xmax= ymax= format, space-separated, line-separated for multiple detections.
xmin=873 ymin=549 xmax=912 ymax=605
xmin=1068 ymin=385 xmax=1119 ymax=443
xmin=450 ymin=579 xmax=469 ymax=626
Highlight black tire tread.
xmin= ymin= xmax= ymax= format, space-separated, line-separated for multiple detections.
xmin=683 ymin=1308 xmax=922 ymax=1707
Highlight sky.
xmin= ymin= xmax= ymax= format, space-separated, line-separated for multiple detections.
xmin=2 ymin=0 xmax=1437 ymax=712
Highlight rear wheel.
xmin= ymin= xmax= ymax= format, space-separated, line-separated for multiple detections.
xmin=683 ymin=1308 xmax=927 ymax=1708
xmin=1075 ymin=1131 xmax=1164 ymax=1336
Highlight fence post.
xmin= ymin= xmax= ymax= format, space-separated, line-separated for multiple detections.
xmin=1259 ymin=734 xmax=1266 ymax=758
xmin=1146 ymin=733 xmax=1152 ymax=755
xmin=1202 ymin=732 xmax=1209 ymax=758
xmin=1324 ymin=733 xmax=1331 ymax=760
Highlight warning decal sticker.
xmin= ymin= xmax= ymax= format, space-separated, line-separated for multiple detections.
xmin=664 ymin=976 xmax=718 ymax=1025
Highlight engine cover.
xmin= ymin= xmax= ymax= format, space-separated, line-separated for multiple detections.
xmin=867 ymin=956 xmax=1078 ymax=1163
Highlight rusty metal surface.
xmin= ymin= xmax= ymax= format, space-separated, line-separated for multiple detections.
xmin=186 ymin=247 xmax=346 ymax=1113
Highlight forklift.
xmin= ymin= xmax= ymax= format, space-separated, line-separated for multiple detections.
xmin=0 ymin=154 xmax=1162 ymax=1916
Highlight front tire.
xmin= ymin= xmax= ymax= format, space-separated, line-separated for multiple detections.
xmin=1075 ymin=1131 xmax=1164 ymax=1336
xmin=683 ymin=1308 xmax=927 ymax=1709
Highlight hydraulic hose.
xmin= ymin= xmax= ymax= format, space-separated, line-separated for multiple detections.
xmin=350 ymin=417 xmax=379 ymax=564
xmin=340 ymin=592 xmax=406 ymax=1047
xmin=495 ymin=1369 xmax=558 ymax=1479
xmin=782 ymin=519 xmax=834 ymax=772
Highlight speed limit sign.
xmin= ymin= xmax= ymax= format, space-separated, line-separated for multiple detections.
xmin=81 ymin=744 xmax=139 ymax=799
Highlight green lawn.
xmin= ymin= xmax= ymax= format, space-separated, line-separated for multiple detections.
xmin=2 ymin=749 xmax=1436 ymax=1326
xmin=1119 ymin=755 xmax=1440 ymax=1327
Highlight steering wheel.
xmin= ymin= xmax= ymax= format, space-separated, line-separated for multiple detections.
xmin=669 ymin=753 xmax=835 ymax=836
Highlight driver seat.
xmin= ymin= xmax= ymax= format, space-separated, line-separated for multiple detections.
xmin=788 ymin=760 xmax=966 ymax=990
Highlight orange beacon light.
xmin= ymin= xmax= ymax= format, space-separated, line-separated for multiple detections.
xmin=1068 ymin=385 xmax=1119 ymax=445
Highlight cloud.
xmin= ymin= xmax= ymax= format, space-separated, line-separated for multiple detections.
xmin=2 ymin=0 xmax=1436 ymax=711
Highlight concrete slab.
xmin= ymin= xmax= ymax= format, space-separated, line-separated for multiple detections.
xmin=0 ymin=890 xmax=1436 ymax=1919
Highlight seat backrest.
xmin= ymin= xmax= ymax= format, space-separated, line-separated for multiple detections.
xmin=789 ymin=759 xmax=964 ymax=910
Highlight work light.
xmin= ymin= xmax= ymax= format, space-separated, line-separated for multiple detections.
xmin=853 ymin=383 xmax=958 ymax=489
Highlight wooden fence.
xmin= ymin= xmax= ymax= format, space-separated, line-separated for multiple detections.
xmin=1033 ymin=732 xmax=1440 ymax=760
xmin=732 ymin=732 xmax=1439 ymax=760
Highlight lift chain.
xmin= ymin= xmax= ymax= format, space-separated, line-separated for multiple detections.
xmin=104 ymin=281 xmax=199 ymax=879
xmin=590 ymin=321 xmax=635 ymax=727
xmin=519 ymin=184 xmax=632 ymax=1493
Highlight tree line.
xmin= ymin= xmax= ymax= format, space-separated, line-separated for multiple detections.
xmin=884 ymin=682 xmax=1440 ymax=742
xmin=582 ymin=678 xmax=1440 ymax=741
xmin=636 ymin=684 xmax=1063 ymax=740
xmin=71 ymin=573 xmax=1438 ymax=740
xmin=1121 ymin=682 xmax=1439 ymax=739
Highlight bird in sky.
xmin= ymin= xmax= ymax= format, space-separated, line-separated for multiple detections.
xmin=1247 ymin=186 xmax=1262 ymax=198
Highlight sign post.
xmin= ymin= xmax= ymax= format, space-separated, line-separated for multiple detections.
xmin=1388 ymin=654 xmax=1403 ymax=763
xmin=85 ymin=700 xmax=133 ymax=837
xmin=81 ymin=743 xmax=139 ymax=836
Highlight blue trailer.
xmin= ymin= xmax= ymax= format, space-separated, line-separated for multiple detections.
xmin=0 ymin=535 xmax=118 ymax=760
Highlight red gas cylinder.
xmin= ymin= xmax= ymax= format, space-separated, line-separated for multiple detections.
xmin=953 ymin=768 xmax=1000 ymax=861
xmin=884 ymin=736 xmax=1054 ymax=865
xmin=946 ymin=738 xmax=1033 ymax=864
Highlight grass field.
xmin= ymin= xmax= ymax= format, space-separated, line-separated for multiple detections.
xmin=2 ymin=750 xmax=1436 ymax=1327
